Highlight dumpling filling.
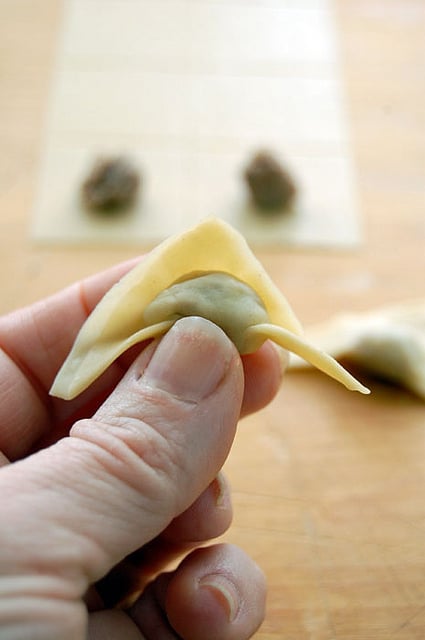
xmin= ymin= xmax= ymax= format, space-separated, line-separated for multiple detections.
xmin=144 ymin=273 xmax=269 ymax=354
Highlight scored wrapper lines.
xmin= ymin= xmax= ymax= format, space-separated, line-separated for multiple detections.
xmin=50 ymin=218 xmax=370 ymax=400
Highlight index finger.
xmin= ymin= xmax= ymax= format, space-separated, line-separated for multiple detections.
xmin=0 ymin=258 xmax=140 ymax=459
xmin=0 ymin=257 xmax=141 ymax=392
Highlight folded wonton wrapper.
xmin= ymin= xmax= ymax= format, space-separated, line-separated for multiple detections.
xmin=289 ymin=300 xmax=425 ymax=399
xmin=50 ymin=218 xmax=370 ymax=399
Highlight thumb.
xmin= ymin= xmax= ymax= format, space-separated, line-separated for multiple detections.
xmin=0 ymin=317 xmax=243 ymax=595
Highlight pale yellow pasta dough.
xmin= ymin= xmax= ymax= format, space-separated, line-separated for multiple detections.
xmin=50 ymin=218 xmax=369 ymax=399
xmin=289 ymin=300 xmax=425 ymax=399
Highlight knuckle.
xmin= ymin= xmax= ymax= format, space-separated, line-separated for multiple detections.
xmin=70 ymin=407 xmax=186 ymax=508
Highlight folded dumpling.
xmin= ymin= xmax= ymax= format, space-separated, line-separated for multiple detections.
xmin=50 ymin=218 xmax=369 ymax=399
xmin=289 ymin=300 xmax=425 ymax=399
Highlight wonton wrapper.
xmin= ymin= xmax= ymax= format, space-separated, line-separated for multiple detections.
xmin=289 ymin=300 xmax=425 ymax=399
xmin=50 ymin=218 xmax=369 ymax=399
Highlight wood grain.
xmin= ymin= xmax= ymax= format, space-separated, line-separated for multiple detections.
xmin=0 ymin=1 xmax=424 ymax=638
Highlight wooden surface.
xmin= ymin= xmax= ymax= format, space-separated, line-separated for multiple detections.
xmin=1 ymin=1 xmax=425 ymax=638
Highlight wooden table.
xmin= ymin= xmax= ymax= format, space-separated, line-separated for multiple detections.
xmin=1 ymin=1 xmax=424 ymax=637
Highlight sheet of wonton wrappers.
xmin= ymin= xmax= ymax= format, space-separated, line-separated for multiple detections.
xmin=32 ymin=0 xmax=362 ymax=248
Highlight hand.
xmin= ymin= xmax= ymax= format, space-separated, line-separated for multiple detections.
xmin=0 ymin=260 xmax=283 ymax=640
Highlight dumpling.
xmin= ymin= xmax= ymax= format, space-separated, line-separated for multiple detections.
xmin=50 ymin=218 xmax=369 ymax=399
xmin=289 ymin=300 xmax=425 ymax=399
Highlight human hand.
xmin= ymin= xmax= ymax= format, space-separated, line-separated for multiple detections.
xmin=0 ymin=260 xmax=283 ymax=640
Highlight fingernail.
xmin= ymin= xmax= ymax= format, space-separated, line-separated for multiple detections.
xmin=141 ymin=317 xmax=235 ymax=403
xmin=211 ymin=473 xmax=227 ymax=508
xmin=199 ymin=573 xmax=240 ymax=623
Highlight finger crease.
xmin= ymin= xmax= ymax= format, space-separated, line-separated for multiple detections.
xmin=78 ymin=280 xmax=92 ymax=319
xmin=0 ymin=343 xmax=52 ymax=415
